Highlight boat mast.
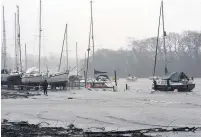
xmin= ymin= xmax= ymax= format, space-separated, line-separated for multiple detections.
xmin=16 ymin=5 xmax=22 ymax=72
xmin=25 ymin=43 xmax=27 ymax=71
xmin=2 ymin=6 xmax=7 ymax=69
xmin=39 ymin=0 xmax=42 ymax=73
xmin=14 ymin=13 xmax=19 ymax=71
xmin=90 ymin=1 xmax=95 ymax=61
xmin=66 ymin=24 xmax=68 ymax=71
xmin=85 ymin=1 xmax=93 ymax=82
xmin=58 ymin=24 xmax=67 ymax=72
xmin=161 ymin=0 xmax=168 ymax=75
xmin=76 ymin=42 xmax=78 ymax=76
xmin=153 ymin=2 xmax=162 ymax=76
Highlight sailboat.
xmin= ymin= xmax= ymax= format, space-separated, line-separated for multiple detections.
xmin=152 ymin=1 xmax=195 ymax=92
xmin=1 ymin=6 xmax=10 ymax=86
xmin=85 ymin=1 xmax=114 ymax=89
xmin=21 ymin=0 xmax=46 ymax=89
xmin=7 ymin=7 xmax=23 ymax=89
xmin=46 ymin=24 xmax=69 ymax=89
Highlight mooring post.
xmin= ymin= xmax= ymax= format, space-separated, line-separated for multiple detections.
xmin=126 ymin=84 xmax=128 ymax=90
xmin=114 ymin=70 xmax=117 ymax=86
xmin=84 ymin=70 xmax=86 ymax=88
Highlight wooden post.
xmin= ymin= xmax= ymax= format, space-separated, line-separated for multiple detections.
xmin=84 ymin=70 xmax=86 ymax=88
xmin=114 ymin=70 xmax=117 ymax=86
xmin=126 ymin=84 xmax=128 ymax=90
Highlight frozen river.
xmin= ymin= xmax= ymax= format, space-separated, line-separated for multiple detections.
xmin=2 ymin=78 xmax=201 ymax=136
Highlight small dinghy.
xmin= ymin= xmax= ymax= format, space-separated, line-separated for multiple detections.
xmin=152 ymin=72 xmax=195 ymax=92
xmin=126 ymin=76 xmax=138 ymax=81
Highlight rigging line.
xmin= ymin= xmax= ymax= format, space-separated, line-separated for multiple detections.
xmin=65 ymin=24 xmax=68 ymax=71
xmin=58 ymin=24 xmax=67 ymax=72
xmin=153 ymin=2 xmax=162 ymax=76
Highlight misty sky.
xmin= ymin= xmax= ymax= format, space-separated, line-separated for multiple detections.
xmin=2 ymin=0 xmax=201 ymax=59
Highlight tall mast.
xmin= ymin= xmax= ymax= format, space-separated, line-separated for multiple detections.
xmin=14 ymin=13 xmax=18 ymax=71
xmin=153 ymin=2 xmax=162 ymax=76
xmin=76 ymin=42 xmax=78 ymax=76
xmin=39 ymin=0 xmax=42 ymax=73
xmin=161 ymin=0 xmax=168 ymax=75
xmin=2 ymin=6 xmax=7 ymax=69
xmin=90 ymin=1 xmax=95 ymax=61
xmin=25 ymin=43 xmax=27 ymax=70
xmin=58 ymin=24 xmax=67 ymax=72
xmin=66 ymin=24 xmax=68 ymax=71
xmin=84 ymin=52 xmax=86 ymax=70
xmin=85 ymin=5 xmax=92 ymax=82
xmin=17 ymin=5 xmax=22 ymax=72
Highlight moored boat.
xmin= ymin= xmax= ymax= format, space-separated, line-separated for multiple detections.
xmin=126 ymin=76 xmax=138 ymax=81
xmin=153 ymin=72 xmax=195 ymax=92
xmin=47 ymin=71 xmax=69 ymax=89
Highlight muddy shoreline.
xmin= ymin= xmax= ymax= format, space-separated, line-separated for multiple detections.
xmin=1 ymin=89 xmax=41 ymax=99
xmin=2 ymin=119 xmax=201 ymax=137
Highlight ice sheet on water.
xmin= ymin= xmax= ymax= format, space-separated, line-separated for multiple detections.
xmin=1 ymin=78 xmax=201 ymax=134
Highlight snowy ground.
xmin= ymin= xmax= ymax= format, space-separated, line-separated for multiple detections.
xmin=2 ymin=78 xmax=201 ymax=135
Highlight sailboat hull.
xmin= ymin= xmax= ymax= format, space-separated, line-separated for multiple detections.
xmin=153 ymin=79 xmax=195 ymax=92
xmin=47 ymin=73 xmax=68 ymax=84
xmin=1 ymin=74 xmax=9 ymax=85
xmin=22 ymin=75 xmax=46 ymax=86
xmin=155 ymin=84 xmax=195 ymax=92
xmin=7 ymin=74 xmax=22 ymax=86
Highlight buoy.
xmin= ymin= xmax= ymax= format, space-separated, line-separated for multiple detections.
xmin=150 ymin=90 xmax=155 ymax=94
xmin=98 ymin=84 xmax=102 ymax=88
xmin=87 ymin=84 xmax=91 ymax=88
xmin=174 ymin=89 xmax=178 ymax=92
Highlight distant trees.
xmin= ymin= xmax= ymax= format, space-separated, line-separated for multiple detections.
xmin=84 ymin=30 xmax=201 ymax=77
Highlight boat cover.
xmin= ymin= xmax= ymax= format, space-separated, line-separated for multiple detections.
xmin=162 ymin=72 xmax=189 ymax=82
xmin=25 ymin=67 xmax=39 ymax=74
xmin=94 ymin=69 xmax=107 ymax=75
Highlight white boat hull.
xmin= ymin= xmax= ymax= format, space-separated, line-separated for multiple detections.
xmin=47 ymin=72 xmax=68 ymax=83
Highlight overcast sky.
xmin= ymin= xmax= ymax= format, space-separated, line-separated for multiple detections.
xmin=2 ymin=0 xmax=201 ymax=59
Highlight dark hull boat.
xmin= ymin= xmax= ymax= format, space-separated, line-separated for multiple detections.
xmin=1 ymin=74 xmax=9 ymax=85
xmin=7 ymin=73 xmax=22 ymax=88
xmin=1 ymin=69 xmax=9 ymax=85
xmin=153 ymin=72 xmax=195 ymax=92
xmin=22 ymin=75 xmax=46 ymax=87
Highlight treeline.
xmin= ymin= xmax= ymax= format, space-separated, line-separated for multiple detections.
xmin=84 ymin=30 xmax=201 ymax=78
